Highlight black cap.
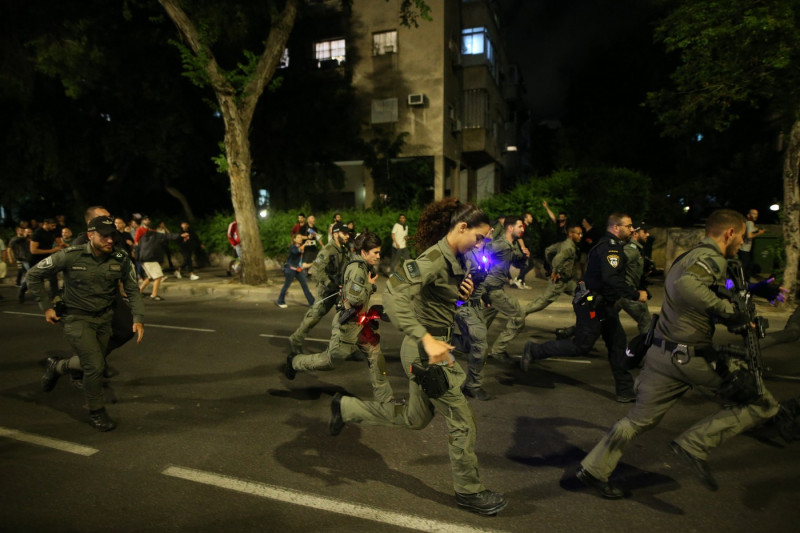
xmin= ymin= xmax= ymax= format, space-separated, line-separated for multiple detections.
xmin=332 ymin=223 xmax=348 ymax=234
xmin=87 ymin=216 xmax=116 ymax=236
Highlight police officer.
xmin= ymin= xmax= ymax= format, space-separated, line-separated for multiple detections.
xmin=521 ymin=213 xmax=647 ymax=403
xmin=285 ymin=231 xmax=395 ymax=404
xmin=616 ymin=225 xmax=652 ymax=336
xmin=288 ymin=223 xmax=351 ymax=353
xmin=524 ymin=224 xmax=583 ymax=316
xmin=576 ymin=209 xmax=781 ymax=498
xmin=28 ymin=216 xmax=145 ymax=431
xmin=484 ymin=216 xmax=527 ymax=361
xmin=453 ymin=243 xmax=492 ymax=400
xmin=329 ymin=198 xmax=507 ymax=516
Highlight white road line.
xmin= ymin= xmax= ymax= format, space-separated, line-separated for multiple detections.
xmin=162 ymin=466 xmax=508 ymax=533
xmin=2 ymin=312 xmax=214 ymax=333
xmin=147 ymin=324 xmax=216 ymax=333
xmin=259 ymin=334 xmax=328 ymax=343
xmin=0 ymin=426 xmax=98 ymax=456
xmin=546 ymin=358 xmax=592 ymax=365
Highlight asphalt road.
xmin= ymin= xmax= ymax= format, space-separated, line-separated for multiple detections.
xmin=1 ymin=277 xmax=799 ymax=533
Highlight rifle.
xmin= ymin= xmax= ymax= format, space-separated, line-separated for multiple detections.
xmin=721 ymin=259 xmax=769 ymax=397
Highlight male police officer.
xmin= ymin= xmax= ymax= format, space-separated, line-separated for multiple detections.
xmin=524 ymin=223 xmax=583 ymax=316
xmin=288 ymin=223 xmax=351 ymax=353
xmin=617 ymin=225 xmax=652 ymax=336
xmin=29 ymin=216 xmax=144 ymax=431
xmin=576 ymin=209 xmax=781 ymax=498
xmin=521 ymin=214 xmax=647 ymax=402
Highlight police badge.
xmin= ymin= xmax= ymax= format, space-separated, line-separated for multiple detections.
xmin=607 ymin=254 xmax=619 ymax=268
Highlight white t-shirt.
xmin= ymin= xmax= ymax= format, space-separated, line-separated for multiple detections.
xmin=741 ymin=220 xmax=755 ymax=252
xmin=391 ymin=223 xmax=407 ymax=249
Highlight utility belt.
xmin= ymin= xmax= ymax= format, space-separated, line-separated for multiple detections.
xmin=652 ymin=337 xmax=718 ymax=366
xmin=66 ymin=306 xmax=112 ymax=318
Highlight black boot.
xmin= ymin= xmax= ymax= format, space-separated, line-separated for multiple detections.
xmin=329 ymin=393 xmax=345 ymax=436
xmin=454 ymin=490 xmax=508 ymax=515
xmin=88 ymin=408 xmax=117 ymax=432
xmin=41 ymin=357 xmax=62 ymax=392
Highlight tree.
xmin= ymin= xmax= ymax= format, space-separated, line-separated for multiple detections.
xmin=648 ymin=0 xmax=800 ymax=301
xmin=157 ymin=0 xmax=431 ymax=284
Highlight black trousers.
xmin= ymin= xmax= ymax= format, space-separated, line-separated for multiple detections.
xmin=533 ymin=299 xmax=634 ymax=395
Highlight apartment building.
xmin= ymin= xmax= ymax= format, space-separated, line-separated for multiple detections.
xmin=291 ymin=0 xmax=526 ymax=208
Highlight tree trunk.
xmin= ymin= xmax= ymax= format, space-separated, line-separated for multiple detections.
xmin=165 ymin=184 xmax=196 ymax=222
xmin=782 ymin=116 xmax=800 ymax=304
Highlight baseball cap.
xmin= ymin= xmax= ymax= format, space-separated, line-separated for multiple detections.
xmin=332 ymin=223 xmax=348 ymax=234
xmin=87 ymin=216 xmax=116 ymax=236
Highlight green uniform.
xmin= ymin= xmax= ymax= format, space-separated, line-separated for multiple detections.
xmin=27 ymin=243 xmax=144 ymax=411
xmin=289 ymin=241 xmax=350 ymax=351
xmin=483 ymin=237 xmax=525 ymax=355
xmin=616 ymin=239 xmax=651 ymax=335
xmin=580 ymin=237 xmax=780 ymax=482
xmin=291 ymin=256 xmax=393 ymax=402
xmin=525 ymin=238 xmax=579 ymax=315
xmin=339 ymin=236 xmax=486 ymax=495
xmin=453 ymin=249 xmax=490 ymax=392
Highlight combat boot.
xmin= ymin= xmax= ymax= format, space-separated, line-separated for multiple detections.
xmin=41 ymin=357 xmax=62 ymax=392
xmin=88 ymin=408 xmax=117 ymax=432
xmin=454 ymin=490 xmax=508 ymax=515
xmin=576 ymin=466 xmax=624 ymax=499
xmin=462 ymin=386 xmax=492 ymax=401
xmin=284 ymin=353 xmax=297 ymax=380
xmin=329 ymin=393 xmax=345 ymax=436
xmin=520 ymin=342 xmax=540 ymax=372
xmin=669 ymin=442 xmax=718 ymax=491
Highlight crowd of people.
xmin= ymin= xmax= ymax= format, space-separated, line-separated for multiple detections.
xmin=5 ymin=199 xmax=800 ymax=517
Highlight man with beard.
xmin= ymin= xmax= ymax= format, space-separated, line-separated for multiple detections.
xmin=28 ymin=216 xmax=145 ymax=431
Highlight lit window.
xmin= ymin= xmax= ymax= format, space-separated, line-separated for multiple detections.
xmin=315 ymin=38 xmax=346 ymax=67
xmin=373 ymin=30 xmax=398 ymax=55
xmin=462 ymin=27 xmax=485 ymax=55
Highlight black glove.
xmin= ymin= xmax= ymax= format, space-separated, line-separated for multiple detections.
xmin=748 ymin=278 xmax=785 ymax=304
xmin=723 ymin=307 xmax=750 ymax=335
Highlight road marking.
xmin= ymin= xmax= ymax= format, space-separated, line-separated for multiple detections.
xmin=547 ymin=358 xmax=592 ymax=364
xmin=259 ymin=334 xmax=328 ymax=343
xmin=147 ymin=324 xmax=215 ymax=333
xmin=3 ymin=312 xmax=214 ymax=333
xmin=0 ymin=426 xmax=98 ymax=456
xmin=162 ymin=466 xmax=508 ymax=533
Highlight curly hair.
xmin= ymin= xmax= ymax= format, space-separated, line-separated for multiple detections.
xmin=353 ymin=230 xmax=381 ymax=253
xmin=410 ymin=197 xmax=490 ymax=252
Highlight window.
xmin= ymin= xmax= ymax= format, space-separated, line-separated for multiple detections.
xmin=371 ymin=98 xmax=398 ymax=124
xmin=315 ymin=38 xmax=346 ymax=67
xmin=373 ymin=30 xmax=398 ymax=55
xmin=462 ymin=27 xmax=495 ymax=70
xmin=463 ymin=89 xmax=488 ymax=129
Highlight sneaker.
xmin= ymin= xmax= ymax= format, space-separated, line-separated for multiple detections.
xmin=454 ymin=490 xmax=508 ymax=515
xmin=519 ymin=280 xmax=532 ymax=290
xmin=276 ymin=302 xmax=288 ymax=309
xmin=88 ymin=408 xmax=117 ymax=432
xmin=190 ymin=274 xmax=199 ymax=281
xmin=174 ymin=270 xmax=182 ymax=279
xmin=149 ymin=295 xmax=163 ymax=301
xmin=41 ymin=356 xmax=62 ymax=392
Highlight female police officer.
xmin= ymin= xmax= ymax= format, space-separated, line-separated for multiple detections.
xmin=328 ymin=198 xmax=507 ymax=516
xmin=285 ymin=231 xmax=395 ymax=404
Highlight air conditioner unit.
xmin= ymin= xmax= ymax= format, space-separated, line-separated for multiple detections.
xmin=451 ymin=119 xmax=462 ymax=133
xmin=407 ymin=93 xmax=425 ymax=106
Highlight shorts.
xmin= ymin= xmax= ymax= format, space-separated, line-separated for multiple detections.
xmin=143 ymin=262 xmax=165 ymax=280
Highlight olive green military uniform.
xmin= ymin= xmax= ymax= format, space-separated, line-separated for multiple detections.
xmin=580 ymin=237 xmax=780 ymax=482
xmin=483 ymin=237 xmax=525 ymax=356
xmin=27 ymin=243 xmax=144 ymax=411
xmin=288 ymin=241 xmax=350 ymax=351
xmin=524 ymin=238 xmax=579 ymax=315
xmin=339 ymin=237 xmax=486 ymax=495
xmin=453 ymin=249 xmax=490 ymax=392
xmin=616 ymin=238 xmax=651 ymax=335
xmin=291 ymin=256 xmax=393 ymax=402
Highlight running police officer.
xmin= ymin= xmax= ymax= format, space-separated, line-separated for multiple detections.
xmin=617 ymin=225 xmax=652 ymax=336
xmin=576 ymin=209 xmax=781 ymax=498
xmin=288 ymin=223 xmax=351 ymax=353
xmin=524 ymin=223 xmax=583 ymax=316
xmin=521 ymin=213 xmax=647 ymax=402
xmin=29 ymin=216 xmax=144 ymax=431
xmin=285 ymin=231 xmax=395 ymax=404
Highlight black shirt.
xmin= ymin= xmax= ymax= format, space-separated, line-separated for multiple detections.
xmin=583 ymin=232 xmax=639 ymax=304
xmin=31 ymin=228 xmax=57 ymax=266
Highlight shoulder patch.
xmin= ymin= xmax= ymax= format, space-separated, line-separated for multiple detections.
xmin=606 ymin=254 xmax=620 ymax=268
xmin=111 ymin=250 xmax=127 ymax=262
xmin=40 ymin=256 xmax=54 ymax=268
xmin=404 ymin=261 xmax=422 ymax=280
xmin=609 ymin=237 xmax=618 ymax=245
xmin=425 ymin=248 xmax=442 ymax=262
